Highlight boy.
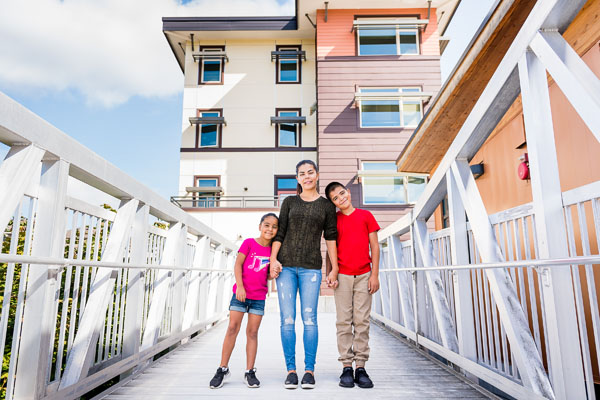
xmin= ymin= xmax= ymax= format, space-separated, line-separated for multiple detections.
xmin=325 ymin=181 xmax=380 ymax=389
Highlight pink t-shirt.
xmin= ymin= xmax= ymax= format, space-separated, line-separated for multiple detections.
xmin=232 ymin=238 xmax=271 ymax=300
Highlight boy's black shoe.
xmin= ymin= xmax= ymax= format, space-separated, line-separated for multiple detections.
xmin=354 ymin=367 xmax=374 ymax=388
xmin=209 ymin=366 xmax=230 ymax=389
xmin=339 ymin=366 xmax=355 ymax=388
xmin=244 ymin=368 xmax=260 ymax=388
xmin=284 ymin=372 xmax=298 ymax=389
xmin=301 ymin=372 xmax=316 ymax=389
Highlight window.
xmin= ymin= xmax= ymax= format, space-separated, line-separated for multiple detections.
xmin=194 ymin=176 xmax=220 ymax=208
xmin=360 ymin=161 xmax=428 ymax=205
xmin=275 ymin=175 xmax=297 ymax=205
xmin=358 ymin=88 xmax=423 ymax=128
xmin=356 ymin=18 xmax=419 ymax=56
xmin=441 ymin=196 xmax=450 ymax=228
xmin=275 ymin=109 xmax=302 ymax=147
xmin=362 ymin=162 xmax=405 ymax=205
xmin=276 ymin=46 xmax=301 ymax=84
xmin=196 ymin=110 xmax=222 ymax=148
xmin=198 ymin=47 xmax=225 ymax=84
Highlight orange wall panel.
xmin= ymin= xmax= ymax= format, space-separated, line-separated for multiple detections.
xmin=316 ymin=8 xmax=439 ymax=58
xmin=471 ymin=39 xmax=600 ymax=215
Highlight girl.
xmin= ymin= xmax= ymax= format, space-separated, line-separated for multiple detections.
xmin=209 ymin=213 xmax=279 ymax=389
xmin=270 ymin=160 xmax=339 ymax=389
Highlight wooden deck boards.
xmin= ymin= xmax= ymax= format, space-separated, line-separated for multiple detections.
xmin=102 ymin=313 xmax=490 ymax=399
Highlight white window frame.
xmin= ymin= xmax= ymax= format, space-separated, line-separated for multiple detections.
xmin=358 ymin=87 xmax=423 ymax=128
xmin=360 ymin=161 xmax=428 ymax=205
xmin=277 ymin=47 xmax=300 ymax=83
xmin=199 ymin=111 xmax=220 ymax=148
xmin=277 ymin=110 xmax=300 ymax=147
xmin=356 ymin=18 xmax=420 ymax=56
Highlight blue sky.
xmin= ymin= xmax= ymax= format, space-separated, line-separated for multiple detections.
xmin=0 ymin=0 xmax=295 ymax=200
xmin=0 ymin=0 xmax=491 ymax=202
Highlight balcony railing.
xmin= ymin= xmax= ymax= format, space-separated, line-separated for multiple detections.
xmin=171 ymin=195 xmax=285 ymax=209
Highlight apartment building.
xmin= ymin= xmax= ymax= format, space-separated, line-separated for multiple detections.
xmin=162 ymin=0 xmax=457 ymax=241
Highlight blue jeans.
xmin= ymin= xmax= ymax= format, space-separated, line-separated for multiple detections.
xmin=276 ymin=267 xmax=321 ymax=372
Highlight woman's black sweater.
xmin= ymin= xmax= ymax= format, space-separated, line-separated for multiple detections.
xmin=273 ymin=195 xmax=337 ymax=270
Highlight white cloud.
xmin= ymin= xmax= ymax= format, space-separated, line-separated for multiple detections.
xmin=0 ymin=0 xmax=294 ymax=107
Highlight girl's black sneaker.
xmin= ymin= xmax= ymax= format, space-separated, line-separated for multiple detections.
xmin=354 ymin=367 xmax=374 ymax=388
xmin=339 ymin=366 xmax=355 ymax=388
xmin=284 ymin=372 xmax=298 ymax=389
xmin=301 ymin=372 xmax=315 ymax=389
xmin=244 ymin=368 xmax=260 ymax=388
xmin=209 ymin=366 xmax=230 ymax=389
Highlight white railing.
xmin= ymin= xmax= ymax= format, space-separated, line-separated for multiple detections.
xmin=0 ymin=92 xmax=236 ymax=399
xmin=375 ymin=1 xmax=600 ymax=399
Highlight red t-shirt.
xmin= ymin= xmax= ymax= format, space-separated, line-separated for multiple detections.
xmin=336 ymin=208 xmax=380 ymax=276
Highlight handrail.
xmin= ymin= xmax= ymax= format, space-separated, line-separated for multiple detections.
xmin=379 ymin=254 xmax=600 ymax=273
xmin=0 ymin=254 xmax=235 ymax=273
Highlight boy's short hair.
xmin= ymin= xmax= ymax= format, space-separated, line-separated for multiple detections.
xmin=325 ymin=181 xmax=346 ymax=201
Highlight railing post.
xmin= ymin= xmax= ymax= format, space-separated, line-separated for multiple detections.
xmin=13 ymin=158 xmax=68 ymax=400
xmin=182 ymin=236 xmax=210 ymax=335
xmin=413 ymin=219 xmax=459 ymax=352
xmin=170 ymin=226 xmax=189 ymax=335
xmin=410 ymin=223 xmax=427 ymax=339
xmin=518 ymin=49 xmax=586 ymax=399
xmin=120 ymin=203 xmax=149 ymax=376
xmin=206 ymin=245 xmax=224 ymax=318
xmin=139 ymin=222 xmax=186 ymax=351
xmin=450 ymin=159 xmax=554 ymax=398
xmin=387 ymin=235 xmax=415 ymax=331
xmin=446 ymin=170 xmax=477 ymax=363
xmin=378 ymin=246 xmax=391 ymax=319
xmin=59 ymin=198 xmax=139 ymax=389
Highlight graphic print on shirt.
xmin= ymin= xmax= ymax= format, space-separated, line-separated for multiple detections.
xmin=249 ymin=255 xmax=270 ymax=272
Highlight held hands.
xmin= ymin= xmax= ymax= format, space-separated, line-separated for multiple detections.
xmin=236 ymin=286 xmax=246 ymax=302
xmin=270 ymin=258 xmax=282 ymax=279
xmin=368 ymin=275 xmax=380 ymax=294
xmin=326 ymin=271 xmax=339 ymax=289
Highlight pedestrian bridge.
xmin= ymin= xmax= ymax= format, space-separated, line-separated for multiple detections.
xmin=2 ymin=0 xmax=600 ymax=399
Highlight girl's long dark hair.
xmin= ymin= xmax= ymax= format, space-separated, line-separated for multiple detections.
xmin=295 ymin=160 xmax=319 ymax=194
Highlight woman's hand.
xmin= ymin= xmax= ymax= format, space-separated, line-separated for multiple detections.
xmin=368 ymin=275 xmax=380 ymax=294
xmin=270 ymin=258 xmax=282 ymax=279
xmin=236 ymin=286 xmax=246 ymax=302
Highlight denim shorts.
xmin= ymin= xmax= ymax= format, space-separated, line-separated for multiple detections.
xmin=229 ymin=293 xmax=266 ymax=316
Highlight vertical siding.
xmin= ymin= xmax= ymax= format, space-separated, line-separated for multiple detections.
xmin=316 ymin=8 xmax=439 ymax=59
xmin=316 ymin=56 xmax=442 ymax=229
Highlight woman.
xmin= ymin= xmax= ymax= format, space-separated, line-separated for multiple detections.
xmin=270 ymin=160 xmax=339 ymax=389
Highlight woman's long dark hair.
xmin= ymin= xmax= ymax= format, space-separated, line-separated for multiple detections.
xmin=295 ymin=159 xmax=319 ymax=194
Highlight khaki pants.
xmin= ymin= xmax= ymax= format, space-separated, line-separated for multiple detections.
xmin=334 ymin=272 xmax=372 ymax=367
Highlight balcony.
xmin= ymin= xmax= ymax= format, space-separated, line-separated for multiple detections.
xmin=170 ymin=194 xmax=285 ymax=209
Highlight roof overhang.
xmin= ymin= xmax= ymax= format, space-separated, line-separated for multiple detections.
xmin=396 ymin=0 xmax=597 ymax=174
xmin=163 ymin=0 xmax=459 ymax=73
xmin=163 ymin=16 xmax=303 ymax=72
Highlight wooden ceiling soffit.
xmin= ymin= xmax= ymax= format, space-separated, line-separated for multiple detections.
xmin=485 ymin=0 xmax=600 ymax=146
xmin=396 ymin=0 xmax=536 ymax=173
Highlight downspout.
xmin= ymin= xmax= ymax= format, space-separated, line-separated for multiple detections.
xmin=424 ymin=0 xmax=431 ymax=32
xmin=190 ymin=33 xmax=194 ymax=51
xmin=324 ymin=1 xmax=328 ymax=22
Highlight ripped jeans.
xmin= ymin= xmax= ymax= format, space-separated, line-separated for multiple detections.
xmin=276 ymin=266 xmax=321 ymax=372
